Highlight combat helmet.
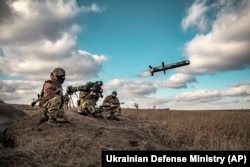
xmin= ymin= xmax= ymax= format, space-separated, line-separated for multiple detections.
xmin=51 ymin=67 xmax=66 ymax=84
xmin=52 ymin=68 xmax=65 ymax=76
xmin=112 ymin=91 xmax=117 ymax=96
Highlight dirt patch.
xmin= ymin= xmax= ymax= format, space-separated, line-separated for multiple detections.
xmin=0 ymin=103 xmax=169 ymax=167
xmin=0 ymin=101 xmax=27 ymax=144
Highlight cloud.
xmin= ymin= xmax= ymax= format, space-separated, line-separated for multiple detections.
xmin=181 ymin=0 xmax=209 ymax=33
xmin=0 ymin=0 xmax=107 ymax=79
xmin=1 ymin=1 xmax=74 ymax=43
xmin=0 ymin=0 xmax=107 ymax=103
xmin=172 ymin=82 xmax=250 ymax=103
xmin=138 ymin=70 xmax=151 ymax=77
xmin=156 ymin=73 xmax=196 ymax=88
xmin=104 ymin=79 xmax=157 ymax=97
xmin=80 ymin=3 xmax=106 ymax=13
xmin=104 ymin=75 xmax=196 ymax=98
xmin=132 ymin=82 xmax=250 ymax=110
xmin=123 ymin=83 xmax=157 ymax=97
xmin=173 ymin=89 xmax=220 ymax=102
xmin=222 ymin=82 xmax=250 ymax=96
xmin=0 ymin=1 xmax=13 ymax=24
xmin=244 ymin=96 xmax=250 ymax=103
xmin=0 ymin=80 xmax=40 ymax=103
xmin=141 ymin=1 xmax=250 ymax=93
xmin=1 ymin=0 xmax=249 ymax=111
xmin=0 ymin=0 xmax=104 ymax=44
xmin=108 ymin=81 xmax=250 ymax=109
xmin=181 ymin=0 xmax=250 ymax=75
xmin=99 ymin=0 xmax=250 ymax=110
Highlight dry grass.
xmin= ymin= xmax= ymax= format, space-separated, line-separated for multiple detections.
xmin=1 ymin=102 xmax=249 ymax=166
xmin=122 ymin=109 xmax=250 ymax=150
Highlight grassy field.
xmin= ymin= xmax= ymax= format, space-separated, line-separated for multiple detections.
xmin=1 ymin=102 xmax=249 ymax=166
xmin=122 ymin=109 xmax=250 ymax=150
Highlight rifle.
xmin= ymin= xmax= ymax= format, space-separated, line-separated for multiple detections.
xmin=112 ymin=102 xmax=124 ymax=105
xmin=31 ymin=94 xmax=41 ymax=107
xmin=102 ymin=102 xmax=124 ymax=109
xmin=112 ymin=102 xmax=124 ymax=108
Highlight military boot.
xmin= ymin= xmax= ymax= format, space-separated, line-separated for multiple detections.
xmin=92 ymin=111 xmax=104 ymax=119
xmin=56 ymin=116 xmax=70 ymax=123
xmin=77 ymin=109 xmax=88 ymax=116
xmin=107 ymin=112 xmax=120 ymax=121
xmin=48 ymin=118 xmax=62 ymax=127
xmin=37 ymin=115 xmax=49 ymax=126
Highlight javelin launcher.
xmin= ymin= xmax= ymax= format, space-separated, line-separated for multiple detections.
xmin=149 ymin=60 xmax=190 ymax=76
xmin=66 ymin=81 xmax=103 ymax=98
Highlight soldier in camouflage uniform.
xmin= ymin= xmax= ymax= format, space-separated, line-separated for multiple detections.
xmin=38 ymin=68 xmax=67 ymax=127
xmin=102 ymin=91 xmax=121 ymax=121
xmin=77 ymin=81 xmax=102 ymax=117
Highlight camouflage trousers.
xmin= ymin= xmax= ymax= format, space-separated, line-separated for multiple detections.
xmin=79 ymin=99 xmax=96 ymax=114
xmin=40 ymin=95 xmax=64 ymax=119
xmin=102 ymin=107 xmax=121 ymax=119
xmin=63 ymin=102 xmax=70 ymax=110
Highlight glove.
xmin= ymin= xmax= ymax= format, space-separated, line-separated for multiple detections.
xmin=110 ymin=103 xmax=118 ymax=109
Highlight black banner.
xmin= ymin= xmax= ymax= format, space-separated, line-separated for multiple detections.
xmin=102 ymin=151 xmax=249 ymax=167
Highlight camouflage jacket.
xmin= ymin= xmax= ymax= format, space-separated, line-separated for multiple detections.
xmin=40 ymin=80 xmax=63 ymax=103
xmin=103 ymin=95 xmax=120 ymax=108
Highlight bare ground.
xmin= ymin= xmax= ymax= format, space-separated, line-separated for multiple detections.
xmin=0 ymin=101 xmax=171 ymax=167
xmin=1 ymin=100 xmax=249 ymax=166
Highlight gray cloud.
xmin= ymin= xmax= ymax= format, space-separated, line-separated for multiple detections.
xmin=0 ymin=0 xmax=107 ymax=80
xmin=0 ymin=1 xmax=104 ymax=44
xmin=181 ymin=0 xmax=209 ymax=33
xmin=0 ymin=80 xmax=40 ymax=103
xmin=156 ymin=73 xmax=197 ymax=89
xmin=103 ymin=0 xmax=250 ymax=109
xmin=1 ymin=0 xmax=249 ymax=110
xmin=0 ymin=0 xmax=14 ymax=24
xmin=113 ymin=81 xmax=250 ymax=109
xmin=0 ymin=0 xmax=107 ymax=104
xmin=104 ymin=79 xmax=157 ymax=97
xmin=104 ymin=75 xmax=196 ymax=98
xmin=181 ymin=0 xmax=250 ymax=75
xmin=172 ymin=82 xmax=250 ymax=103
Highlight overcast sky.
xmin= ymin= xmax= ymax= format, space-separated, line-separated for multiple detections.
xmin=0 ymin=0 xmax=250 ymax=109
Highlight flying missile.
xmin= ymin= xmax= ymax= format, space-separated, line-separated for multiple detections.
xmin=149 ymin=60 xmax=190 ymax=76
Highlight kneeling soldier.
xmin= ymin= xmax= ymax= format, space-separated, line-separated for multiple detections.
xmin=38 ymin=67 xmax=67 ymax=127
xmin=102 ymin=91 xmax=121 ymax=121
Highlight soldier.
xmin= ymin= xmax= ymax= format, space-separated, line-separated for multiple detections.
xmin=37 ymin=67 xmax=67 ymax=127
xmin=77 ymin=81 xmax=103 ymax=117
xmin=102 ymin=91 xmax=121 ymax=121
